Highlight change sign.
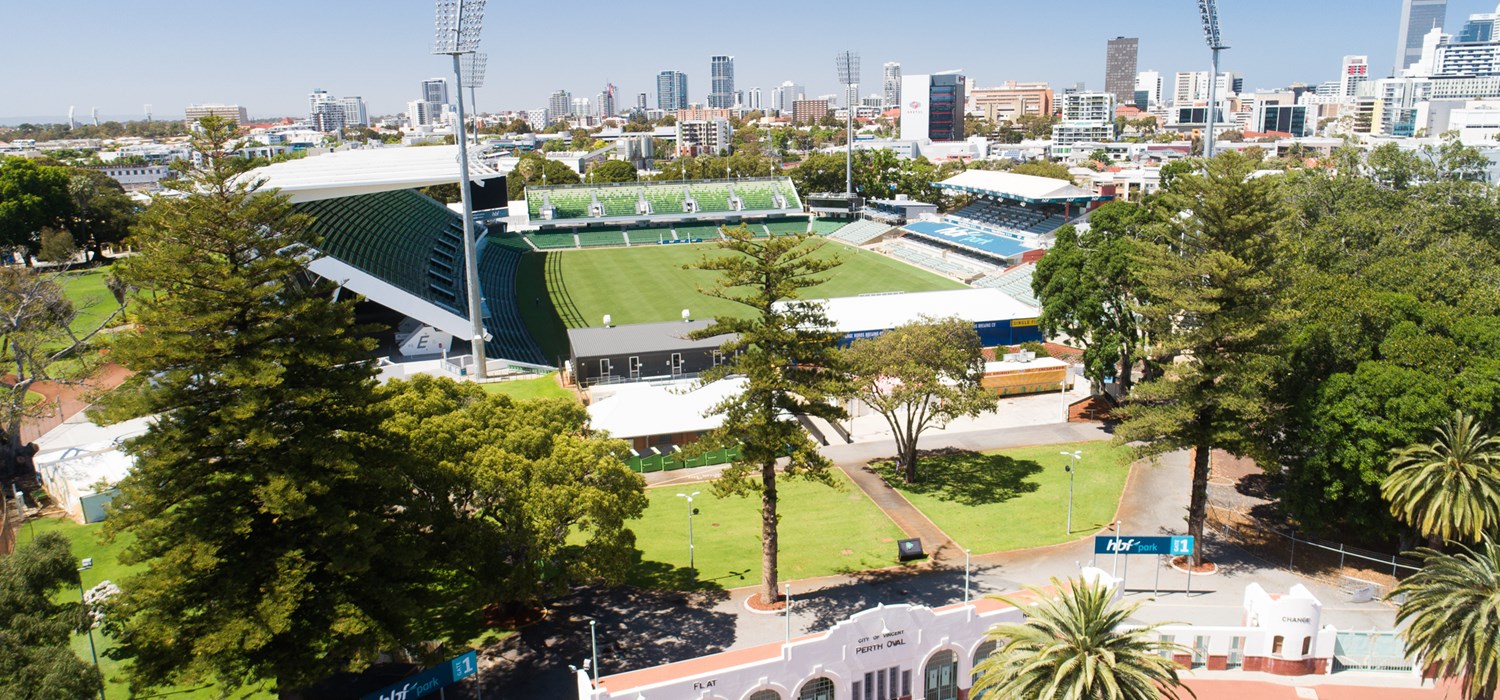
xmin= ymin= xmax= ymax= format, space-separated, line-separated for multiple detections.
xmin=1094 ymin=535 xmax=1194 ymax=556
xmin=361 ymin=650 xmax=478 ymax=700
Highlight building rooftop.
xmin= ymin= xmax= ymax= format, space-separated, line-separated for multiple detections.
xmin=587 ymin=377 xmax=745 ymax=440
xmin=567 ymin=319 xmax=730 ymax=359
xmin=245 ymin=146 xmax=501 ymax=203
xmin=936 ymin=170 xmax=1101 ymax=203
xmin=806 ymin=288 xmax=1038 ymax=334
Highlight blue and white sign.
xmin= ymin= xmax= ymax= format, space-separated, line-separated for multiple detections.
xmin=362 ymin=650 xmax=478 ymax=700
xmin=1094 ymin=535 xmax=1194 ymax=556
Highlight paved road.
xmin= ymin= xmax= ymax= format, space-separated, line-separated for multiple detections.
xmin=480 ymin=421 xmax=1400 ymax=699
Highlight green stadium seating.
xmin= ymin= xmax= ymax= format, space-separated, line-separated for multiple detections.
xmin=295 ymin=189 xmax=468 ymax=314
xmin=626 ymin=226 xmax=674 ymax=245
xmin=644 ymin=188 xmax=688 ymax=215
xmin=478 ymin=242 xmax=547 ymax=365
xmin=765 ymin=219 xmax=810 ymax=235
xmin=597 ymin=189 xmax=638 ymax=217
xmin=809 ymin=219 xmax=845 ymax=236
xmin=689 ymin=183 xmax=732 ymax=213
xmin=736 ymin=182 xmax=778 ymax=210
xmin=525 ymin=233 xmax=578 ymax=250
xmin=671 ymin=224 xmax=722 ymax=240
xmin=578 ymin=230 xmax=625 ymax=248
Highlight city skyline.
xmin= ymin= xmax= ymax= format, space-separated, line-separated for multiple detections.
xmin=3 ymin=0 xmax=1499 ymax=123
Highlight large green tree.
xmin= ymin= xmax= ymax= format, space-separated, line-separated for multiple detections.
xmin=1115 ymin=151 xmax=1287 ymax=566
xmin=64 ymin=169 xmax=135 ymax=263
xmin=1391 ymin=542 xmax=1500 ymax=700
xmin=845 ymin=316 xmax=992 ymax=483
xmin=971 ymin=577 xmax=1192 ymax=700
xmin=1268 ymin=145 xmax=1500 ymax=538
xmin=378 ymin=375 xmax=647 ymax=612
xmin=0 ymin=157 xmax=72 ymax=261
xmin=688 ymin=225 xmax=848 ymax=605
xmin=0 ymin=532 xmax=103 ymax=700
xmin=97 ymin=116 xmax=446 ymax=693
xmin=590 ymin=159 xmax=639 ymax=183
xmin=1382 ymin=411 xmax=1500 ymax=546
xmin=1032 ymin=201 xmax=1154 ymax=392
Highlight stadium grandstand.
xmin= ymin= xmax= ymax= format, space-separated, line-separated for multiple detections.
xmin=525 ymin=177 xmax=801 ymax=227
xmin=513 ymin=176 xmax=810 ymax=251
xmin=895 ymin=170 xmax=1107 ymax=267
xmin=248 ymin=147 xmax=549 ymax=368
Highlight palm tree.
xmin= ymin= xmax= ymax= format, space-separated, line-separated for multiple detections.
xmin=1382 ymin=410 xmax=1500 ymax=546
xmin=971 ymin=576 xmax=1193 ymax=700
xmin=1391 ymin=541 xmax=1500 ymax=700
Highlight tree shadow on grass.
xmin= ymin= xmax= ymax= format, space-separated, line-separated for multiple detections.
xmin=872 ymin=448 xmax=1043 ymax=506
xmin=624 ymin=551 xmax=737 ymax=592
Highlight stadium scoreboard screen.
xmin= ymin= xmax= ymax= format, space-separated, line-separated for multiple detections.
xmin=470 ymin=175 xmax=508 ymax=212
xmin=806 ymin=193 xmax=863 ymax=215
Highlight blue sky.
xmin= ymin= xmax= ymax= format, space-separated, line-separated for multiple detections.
xmin=2 ymin=0 xmax=1498 ymax=123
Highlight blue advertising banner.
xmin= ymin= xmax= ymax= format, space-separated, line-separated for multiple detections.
xmin=1094 ymin=535 xmax=1194 ymax=556
xmin=362 ymin=650 xmax=478 ymax=700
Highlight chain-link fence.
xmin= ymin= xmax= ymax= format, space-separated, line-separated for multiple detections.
xmin=1207 ymin=503 xmax=1422 ymax=599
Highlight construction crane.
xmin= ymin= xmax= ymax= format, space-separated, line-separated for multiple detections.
xmin=1198 ymin=0 xmax=1228 ymax=160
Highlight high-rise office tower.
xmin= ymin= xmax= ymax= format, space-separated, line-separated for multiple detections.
xmin=1105 ymin=37 xmax=1139 ymax=106
xmin=709 ymin=55 xmax=735 ymax=108
xmin=636 ymin=92 xmax=648 ymax=110
xmin=747 ymin=87 xmax=762 ymax=111
xmin=422 ymin=78 xmax=449 ymax=105
xmin=599 ymin=82 xmax=617 ymax=118
xmin=1396 ymin=0 xmax=1447 ymax=73
xmin=883 ymin=62 xmax=902 ymax=108
xmin=899 ymin=72 xmax=966 ymax=142
xmin=1134 ymin=70 xmax=1163 ymax=107
xmin=549 ymin=90 xmax=571 ymax=120
xmin=657 ymin=70 xmax=689 ymax=111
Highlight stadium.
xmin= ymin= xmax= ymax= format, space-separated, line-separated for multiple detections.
xmin=249 ymin=152 xmax=1102 ymax=374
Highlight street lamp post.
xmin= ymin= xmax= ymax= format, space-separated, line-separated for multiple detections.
xmin=964 ymin=548 xmax=972 ymax=604
xmin=433 ymin=0 xmax=490 ymax=379
xmin=676 ymin=491 xmax=700 ymax=573
xmin=1060 ymin=450 xmax=1081 ymax=534
xmin=78 ymin=558 xmax=104 ymax=700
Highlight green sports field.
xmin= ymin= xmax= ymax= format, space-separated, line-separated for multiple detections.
xmin=516 ymin=240 xmax=966 ymax=362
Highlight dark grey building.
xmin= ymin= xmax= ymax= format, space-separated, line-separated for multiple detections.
xmin=1106 ymin=37 xmax=1139 ymax=106
xmin=567 ymin=319 xmax=735 ymax=386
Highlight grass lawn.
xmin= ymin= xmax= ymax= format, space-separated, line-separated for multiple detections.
xmin=56 ymin=268 xmax=123 ymax=336
xmin=627 ymin=469 xmax=906 ymax=589
xmin=20 ymin=517 xmax=274 ymax=699
xmin=516 ymin=240 xmax=965 ymax=361
xmin=479 ymin=372 xmax=576 ymax=401
xmin=873 ymin=441 xmax=1134 ymax=555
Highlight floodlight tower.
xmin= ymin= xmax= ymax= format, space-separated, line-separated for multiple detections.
xmin=433 ymin=0 xmax=490 ymax=378
xmin=1198 ymin=0 xmax=1228 ymax=161
xmin=836 ymin=50 xmax=860 ymax=198
xmin=460 ymin=52 xmax=488 ymax=144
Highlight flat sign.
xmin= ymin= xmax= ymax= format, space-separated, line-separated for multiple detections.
xmin=1094 ymin=535 xmax=1194 ymax=556
xmin=362 ymin=650 xmax=478 ymax=700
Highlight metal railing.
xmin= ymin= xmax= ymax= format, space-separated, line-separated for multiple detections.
xmin=1206 ymin=503 xmax=1422 ymax=595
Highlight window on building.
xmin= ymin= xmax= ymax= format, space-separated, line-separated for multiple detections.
xmin=798 ymin=677 xmax=835 ymax=700
xmin=971 ymin=639 xmax=997 ymax=693
xmin=1272 ymin=635 xmax=1284 ymax=655
xmin=628 ymin=356 xmax=640 ymax=378
xmin=599 ymin=358 xmax=611 ymax=378
xmin=901 ymin=671 xmax=911 ymax=698
xmin=750 ymin=691 xmax=781 ymax=700
xmin=924 ymin=650 xmax=958 ymax=700
xmin=1301 ymin=637 xmax=1311 ymax=656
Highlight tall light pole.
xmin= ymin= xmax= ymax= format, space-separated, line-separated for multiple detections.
xmin=78 ymin=558 xmax=104 ymax=700
xmin=1060 ymin=450 xmax=1082 ymax=534
xmin=676 ymin=491 xmax=700 ymax=573
xmin=433 ymin=0 xmax=490 ymax=379
xmin=460 ymin=52 xmax=488 ymax=145
xmin=1198 ymin=0 xmax=1228 ymax=161
xmin=836 ymin=50 xmax=860 ymax=199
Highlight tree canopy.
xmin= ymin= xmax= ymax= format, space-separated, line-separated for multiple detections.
xmin=0 ymin=532 xmax=104 ymax=700
xmin=687 ymin=225 xmax=848 ymax=605
xmin=97 ymin=117 xmax=448 ymax=693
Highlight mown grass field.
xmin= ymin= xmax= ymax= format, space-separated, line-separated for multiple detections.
xmin=479 ymin=372 xmax=576 ymax=401
xmin=872 ymin=441 xmax=1134 ymax=555
xmin=626 ymin=470 xmax=907 ymax=590
xmin=516 ymin=240 xmax=965 ymax=362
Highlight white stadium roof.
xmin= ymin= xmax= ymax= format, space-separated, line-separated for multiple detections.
xmin=807 ymin=289 xmax=1039 ymax=334
xmin=936 ymin=170 xmax=1097 ymax=202
xmin=588 ymin=378 xmax=746 ymax=440
xmin=246 ymin=146 xmax=501 ymax=203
